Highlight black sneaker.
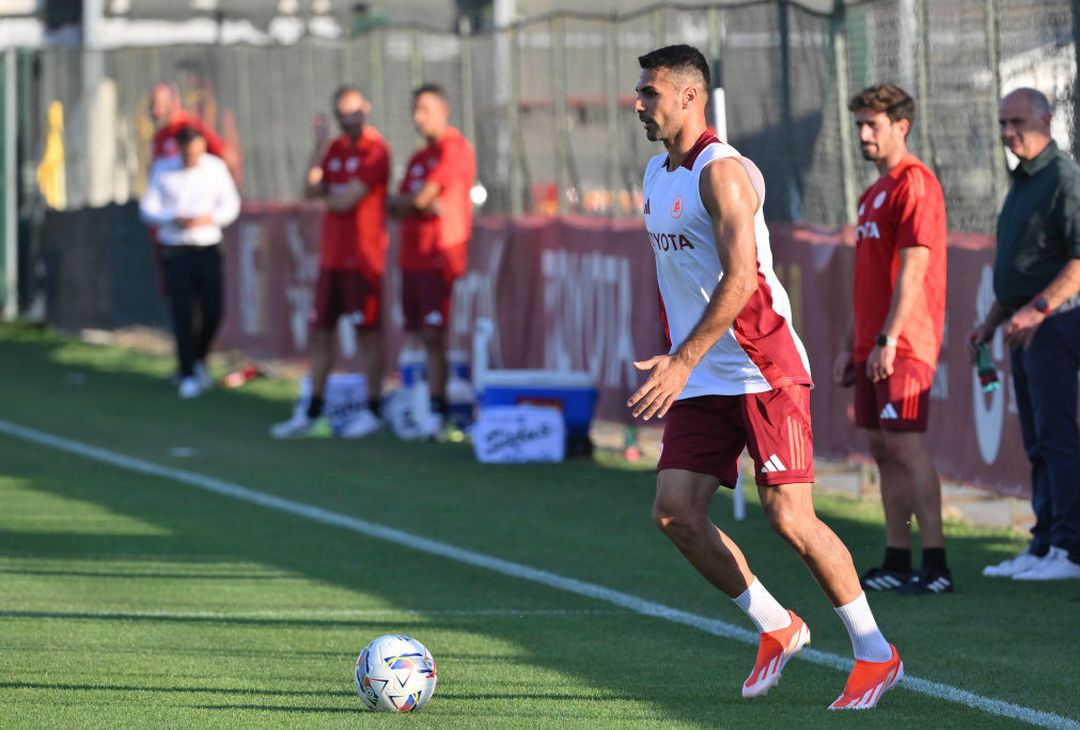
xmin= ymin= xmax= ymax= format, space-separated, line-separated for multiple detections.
xmin=897 ymin=567 xmax=954 ymax=594
xmin=860 ymin=566 xmax=913 ymax=591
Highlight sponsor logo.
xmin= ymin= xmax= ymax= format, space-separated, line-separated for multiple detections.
xmin=855 ymin=221 xmax=881 ymax=241
xmin=671 ymin=195 xmax=684 ymax=219
xmin=879 ymin=403 xmax=899 ymax=420
xmin=647 ymin=231 xmax=696 ymax=252
xmin=873 ymin=191 xmax=887 ymax=209
xmin=760 ymin=454 xmax=787 ymax=473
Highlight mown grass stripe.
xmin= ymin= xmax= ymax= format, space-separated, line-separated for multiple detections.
xmin=1 ymin=418 xmax=1075 ymax=730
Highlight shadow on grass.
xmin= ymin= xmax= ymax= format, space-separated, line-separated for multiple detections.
xmin=1 ymin=327 xmax=1076 ymax=726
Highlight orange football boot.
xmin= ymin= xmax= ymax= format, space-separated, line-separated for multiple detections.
xmin=828 ymin=644 xmax=904 ymax=710
xmin=741 ymin=610 xmax=811 ymax=699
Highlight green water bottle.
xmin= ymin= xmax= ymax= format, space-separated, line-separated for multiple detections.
xmin=975 ymin=342 xmax=1001 ymax=393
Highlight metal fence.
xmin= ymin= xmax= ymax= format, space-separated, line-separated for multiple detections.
xmin=19 ymin=0 xmax=1080 ymax=232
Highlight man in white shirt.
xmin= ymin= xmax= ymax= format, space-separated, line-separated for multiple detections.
xmin=140 ymin=126 xmax=241 ymax=399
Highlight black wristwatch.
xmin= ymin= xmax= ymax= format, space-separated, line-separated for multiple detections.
xmin=876 ymin=333 xmax=898 ymax=347
xmin=1032 ymin=296 xmax=1052 ymax=315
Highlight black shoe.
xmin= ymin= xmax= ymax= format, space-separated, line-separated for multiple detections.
xmin=897 ymin=567 xmax=954 ymax=594
xmin=860 ymin=566 xmax=913 ymax=591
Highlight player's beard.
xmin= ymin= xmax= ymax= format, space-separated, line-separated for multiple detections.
xmin=860 ymin=143 xmax=880 ymax=161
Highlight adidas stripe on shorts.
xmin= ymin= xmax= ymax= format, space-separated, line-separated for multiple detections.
xmin=853 ymin=357 xmax=934 ymax=433
xmin=657 ymin=385 xmax=815 ymax=488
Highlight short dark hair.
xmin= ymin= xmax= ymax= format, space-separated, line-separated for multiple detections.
xmin=333 ymin=85 xmax=363 ymax=105
xmin=175 ymin=125 xmax=204 ymax=147
xmin=637 ymin=44 xmax=711 ymax=91
xmin=849 ymin=84 xmax=915 ymax=129
xmin=413 ymin=83 xmax=448 ymax=102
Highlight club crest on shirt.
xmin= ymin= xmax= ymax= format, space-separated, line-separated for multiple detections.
xmin=328 ymin=158 xmax=342 ymax=172
xmin=345 ymin=157 xmax=359 ymax=173
xmin=873 ymin=191 xmax=887 ymax=209
xmin=671 ymin=195 xmax=684 ymax=219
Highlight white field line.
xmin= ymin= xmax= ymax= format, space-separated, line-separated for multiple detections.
xmin=0 ymin=608 xmax=626 ymax=620
xmin=0 ymin=419 xmax=1076 ymax=730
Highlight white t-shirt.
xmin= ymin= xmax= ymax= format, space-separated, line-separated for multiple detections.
xmin=140 ymin=154 xmax=240 ymax=246
xmin=642 ymin=131 xmax=811 ymax=398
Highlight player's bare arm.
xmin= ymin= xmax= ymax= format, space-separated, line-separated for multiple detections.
xmin=1002 ymin=257 xmax=1080 ymax=349
xmin=388 ymin=181 xmax=443 ymax=219
xmin=866 ymin=244 xmax=929 ymax=382
xmin=303 ymin=114 xmax=332 ymax=200
xmin=628 ymin=157 xmax=759 ymax=420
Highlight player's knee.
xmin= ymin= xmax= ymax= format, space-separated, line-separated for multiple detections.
xmin=868 ymin=432 xmax=895 ymax=463
xmin=652 ymin=496 xmax=694 ymax=538
xmin=763 ymin=503 xmax=803 ymax=545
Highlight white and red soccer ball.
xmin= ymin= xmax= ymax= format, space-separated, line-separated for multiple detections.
xmin=354 ymin=634 xmax=438 ymax=712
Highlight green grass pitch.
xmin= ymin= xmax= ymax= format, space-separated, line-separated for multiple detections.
xmin=0 ymin=325 xmax=1077 ymax=728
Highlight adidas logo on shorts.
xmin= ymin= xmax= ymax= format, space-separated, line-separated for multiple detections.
xmin=423 ymin=310 xmax=444 ymax=326
xmin=761 ymin=454 xmax=787 ymax=473
xmin=879 ymin=403 xmax=899 ymax=420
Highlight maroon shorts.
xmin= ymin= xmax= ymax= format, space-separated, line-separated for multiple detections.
xmin=854 ymin=357 xmax=934 ymax=432
xmin=308 ymin=269 xmax=382 ymax=331
xmin=402 ymin=269 xmax=455 ymax=331
xmin=657 ymin=385 xmax=815 ymax=488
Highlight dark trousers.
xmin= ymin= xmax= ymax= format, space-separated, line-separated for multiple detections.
xmin=161 ymin=244 xmax=223 ymax=378
xmin=1010 ymin=306 xmax=1080 ymax=563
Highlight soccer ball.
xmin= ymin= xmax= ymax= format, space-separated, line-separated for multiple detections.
xmin=354 ymin=634 xmax=438 ymax=712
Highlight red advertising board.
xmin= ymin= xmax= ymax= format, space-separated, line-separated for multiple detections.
xmin=219 ymin=205 xmax=1028 ymax=496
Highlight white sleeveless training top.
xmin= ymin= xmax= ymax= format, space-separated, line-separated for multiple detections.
xmin=642 ymin=130 xmax=812 ymax=398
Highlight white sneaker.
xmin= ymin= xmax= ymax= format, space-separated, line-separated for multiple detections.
xmin=340 ymin=409 xmax=382 ymax=439
xmin=271 ymin=412 xmax=319 ymax=439
xmin=178 ymin=376 xmax=202 ymax=399
xmin=194 ymin=361 xmax=213 ymax=391
xmin=1013 ymin=546 xmax=1080 ymax=581
xmin=982 ymin=550 xmax=1043 ymax=577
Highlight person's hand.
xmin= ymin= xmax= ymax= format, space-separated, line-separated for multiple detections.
xmin=1002 ymin=304 xmax=1045 ymax=350
xmin=386 ymin=195 xmax=410 ymax=219
xmin=833 ymin=349 xmax=855 ymax=387
xmin=627 ymin=353 xmax=692 ymax=420
xmin=967 ymin=320 xmax=997 ymax=361
xmin=866 ymin=344 xmax=895 ymax=383
xmin=175 ymin=214 xmax=213 ymax=229
xmin=326 ymin=180 xmax=366 ymax=212
xmin=313 ymin=113 xmax=329 ymax=150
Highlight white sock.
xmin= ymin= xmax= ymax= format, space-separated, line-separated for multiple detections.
xmin=732 ymin=578 xmax=792 ymax=633
xmin=834 ymin=592 xmax=893 ymax=662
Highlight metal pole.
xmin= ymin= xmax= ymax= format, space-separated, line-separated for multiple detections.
xmin=915 ymin=0 xmax=940 ymax=176
xmin=832 ymin=0 xmax=857 ymax=223
xmin=3 ymin=49 xmax=17 ymax=320
xmin=551 ymin=16 xmax=569 ymax=214
xmin=411 ymin=28 xmax=424 ymax=89
xmin=987 ymin=0 xmax=1008 ymax=204
xmin=778 ymin=0 xmax=801 ymax=221
xmin=604 ymin=18 xmax=619 ymax=217
xmin=459 ymin=17 xmax=475 ymax=147
xmin=707 ymin=6 xmax=727 ymax=140
xmin=508 ymin=24 xmax=523 ymax=215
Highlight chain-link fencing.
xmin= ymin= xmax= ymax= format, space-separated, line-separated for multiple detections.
xmin=20 ymin=0 xmax=1080 ymax=233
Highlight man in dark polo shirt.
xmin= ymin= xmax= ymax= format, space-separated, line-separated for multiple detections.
xmin=971 ymin=87 xmax=1080 ymax=581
